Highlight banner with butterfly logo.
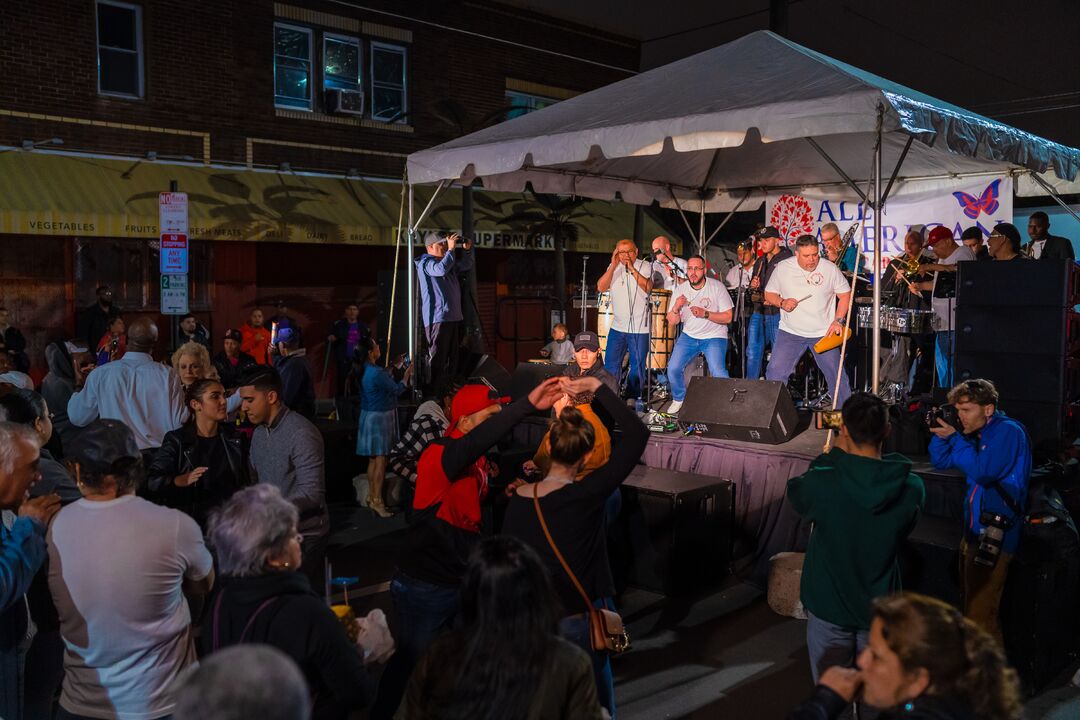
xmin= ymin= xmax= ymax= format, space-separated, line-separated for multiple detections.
xmin=765 ymin=175 xmax=1013 ymax=269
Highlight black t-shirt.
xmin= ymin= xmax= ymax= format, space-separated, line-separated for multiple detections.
xmin=750 ymin=247 xmax=793 ymax=315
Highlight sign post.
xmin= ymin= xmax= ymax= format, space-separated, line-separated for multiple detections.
xmin=159 ymin=192 xmax=189 ymax=316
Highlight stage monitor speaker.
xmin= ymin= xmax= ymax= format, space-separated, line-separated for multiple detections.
xmin=467 ymin=355 xmax=512 ymax=397
xmin=612 ymin=465 xmax=734 ymax=595
xmin=678 ymin=377 xmax=799 ymax=444
xmin=509 ymin=361 xmax=564 ymax=403
xmin=958 ymin=258 xmax=1077 ymax=308
xmin=900 ymin=515 xmax=961 ymax=608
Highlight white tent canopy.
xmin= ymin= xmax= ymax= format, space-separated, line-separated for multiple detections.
xmin=407 ymin=31 xmax=1080 ymax=212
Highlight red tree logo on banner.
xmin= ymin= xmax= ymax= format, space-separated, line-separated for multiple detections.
xmin=770 ymin=194 xmax=814 ymax=245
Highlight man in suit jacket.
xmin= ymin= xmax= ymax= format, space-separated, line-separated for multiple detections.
xmin=1024 ymin=211 xmax=1075 ymax=260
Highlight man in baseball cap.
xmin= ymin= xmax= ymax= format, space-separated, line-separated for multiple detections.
xmin=416 ymin=231 xmax=475 ymax=393
xmin=213 ymin=329 xmax=257 ymax=390
xmin=563 ymin=330 xmax=618 ymax=395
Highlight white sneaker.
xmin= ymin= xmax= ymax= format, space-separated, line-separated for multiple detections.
xmin=667 ymin=400 xmax=683 ymax=414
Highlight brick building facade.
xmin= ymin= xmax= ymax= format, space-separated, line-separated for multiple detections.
xmin=0 ymin=1 xmax=645 ymax=379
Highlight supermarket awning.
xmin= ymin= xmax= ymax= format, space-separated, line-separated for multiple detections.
xmin=0 ymin=151 xmax=675 ymax=251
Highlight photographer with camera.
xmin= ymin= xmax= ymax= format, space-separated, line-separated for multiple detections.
xmin=787 ymin=393 xmax=925 ymax=693
xmin=928 ymin=379 xmax=1031 ymax=642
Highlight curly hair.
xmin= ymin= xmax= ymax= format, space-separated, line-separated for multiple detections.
xmin=171 ymin=341 xmax=216 ymax=383
xmin=873 ymin=593 xmax=1022 ymax=720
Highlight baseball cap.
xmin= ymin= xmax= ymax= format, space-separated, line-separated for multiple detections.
xmin=423 ymin=230 xmax=449 ymax=246
xmin=276 ymin=327 xmax=297 ymax=344
xmin=224 ymin=328 xmax=242 ymax=342
xmin=927 ymin=226 xmax=954 ymax=246
xmin=67 ymin=419 xmax=141 ymax=475
xmin=573 ymin=330 xmax=600 ymax=352
xmin=757 ymin=226 xmax=781 ymax=239
xmin=450 ymin=384 xmax=509 ymax=426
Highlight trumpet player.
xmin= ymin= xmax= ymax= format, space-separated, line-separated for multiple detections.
xmin=916 ymin=227 xmax=976 ymax=387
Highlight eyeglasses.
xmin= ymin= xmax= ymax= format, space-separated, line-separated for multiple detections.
xmin=988 ymin=233 xmax=1004 ymax=240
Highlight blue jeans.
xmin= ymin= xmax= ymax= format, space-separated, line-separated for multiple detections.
xmin=745 ymin=312 xmax=780 ymax=380
xmin=560 ymin=598 xmax=617 ymax=718
xmin=765 ymin=329 xmax=851 ymax=406
xmin=806 ymin=610 xmax=869 ymax=683
xmin=668 ymin=334 xmax=729 ymax=401
xmin=370 ymin=572 xmax=461 ymax=720
xmin=604 ymin=329 xmax=649 ymax=399
xmin=935 ymin=331 xmax=954 ymax=388
xmin=57 ymin=711 xmax=171 ymax=720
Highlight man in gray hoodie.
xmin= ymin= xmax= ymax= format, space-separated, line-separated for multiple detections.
xmin=238 ymin=366 xmax=328 ymax=593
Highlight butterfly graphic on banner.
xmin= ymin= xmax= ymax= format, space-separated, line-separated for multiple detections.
xmin=952 ymin=179 xmax=1001 ymax=219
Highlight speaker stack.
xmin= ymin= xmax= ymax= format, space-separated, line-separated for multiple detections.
xmin=954 ymin=259 xmax=1080 ymax=450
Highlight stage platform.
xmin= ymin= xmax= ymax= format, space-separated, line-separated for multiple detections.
xmin=640 ymin=426 xmax=964 ymax=585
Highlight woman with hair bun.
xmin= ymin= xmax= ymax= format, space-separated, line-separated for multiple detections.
xmin=502 ymin=375 xmax=648 ymax=719
xmin=788 ymin=591 xmax=1023 ymax=720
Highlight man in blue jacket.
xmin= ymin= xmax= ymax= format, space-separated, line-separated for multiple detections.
xmin=416 ymin=231 xmax=474 ymax=392
xmin=929 ymin=378 xmax=1030 ymax=642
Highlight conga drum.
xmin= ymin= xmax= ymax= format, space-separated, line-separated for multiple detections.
xmin=596 ymin=292 xmax=613 ymax=358
xmin=649 ymin=290 xmax=676 ymax=370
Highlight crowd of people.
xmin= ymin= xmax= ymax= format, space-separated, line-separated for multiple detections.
xmin=0 ymin=213 xmax=1061 ymax=720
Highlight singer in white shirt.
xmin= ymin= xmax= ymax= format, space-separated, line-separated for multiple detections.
xmin=665 ymin=256 xmax=734 ymax=413
xmin=649 ymin=236 xmax=687 ymax=291
xmin=597 ymin=239 xmax=653 ymax=402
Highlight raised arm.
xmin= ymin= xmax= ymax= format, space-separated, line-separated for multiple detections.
xmin=573 ymin=381 xmax=648 ymax=499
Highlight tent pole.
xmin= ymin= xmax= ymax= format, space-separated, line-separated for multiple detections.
xmin=871 ymin=107 xmax=884 ymax=394
xmin=1029 ymin=172 xmax=1080 ymax=225
xmin=406 ymin=182 xmax=416 ymax=389
xmin=698 ymin=198 xmax=706 ymax=257
xmin=668 ymin=189 xmax=700 ymax=247
xmin=385 ymin=174 xmax=407 ymax=367
xmin=805 ymin=137 xmax=870 ymax=205
xmin=409 ymin=179 xmax=449 ymax=234
xmin=879 ymin=134 xmax=914 ymax=208
xmin=703 ymin=190 xmax=752 ymax=247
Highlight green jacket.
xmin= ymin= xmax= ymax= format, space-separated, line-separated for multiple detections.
xmin=787 ymin=448 xmax=925 ymax=630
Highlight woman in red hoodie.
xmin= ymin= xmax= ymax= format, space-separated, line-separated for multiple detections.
xmin=369 ymin=377 xmax=563 ymax=719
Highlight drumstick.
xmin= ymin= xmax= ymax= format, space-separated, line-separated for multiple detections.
xmin=797 ymin=294 xmax=812 ymax=303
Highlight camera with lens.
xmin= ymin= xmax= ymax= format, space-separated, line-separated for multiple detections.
xmin=974 ymin=511 xmax=1013 ymax=567
xmin=925 ymin=403 xmax=963 ymax=433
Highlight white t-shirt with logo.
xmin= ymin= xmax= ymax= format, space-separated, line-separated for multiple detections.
xmin=650 ymin=256 xmax=688 ymax=291
xmin=765 ymin=257 xmax=851 ymax=338
xmin=931 ymin=244 xmax=976 ymax=332
xmin=608 ymin=259 xmax=651 ymax=334
xmin=670 ymin=277 xmax=734 ymax=340
xmin=48 ymin=495 xmax=214 ymax=720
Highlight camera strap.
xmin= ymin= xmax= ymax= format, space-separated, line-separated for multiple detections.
xmin=988 ymin=481 xmax=1023 ymax=517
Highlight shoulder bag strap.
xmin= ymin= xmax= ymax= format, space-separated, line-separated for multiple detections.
xmin=211 ymin=589 xmax=280 ymax=651
xmin=532 ymin=483 xmax=594 ymax=615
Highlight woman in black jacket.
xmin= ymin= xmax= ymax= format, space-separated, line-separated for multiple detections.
xmin=502 ymin=376 xmax=648 ymax=719
xmin=147 ymin=378 xmax=249 ymax=530
xmin=203 ymin=484 xmax=390 ymax=720
xmin=787 ymin=592 xmax=1022 ymax=720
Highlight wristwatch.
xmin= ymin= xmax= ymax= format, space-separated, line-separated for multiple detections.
xmin=704 ymin=311 xmax=710 ymax=319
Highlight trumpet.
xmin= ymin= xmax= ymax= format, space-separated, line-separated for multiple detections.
xmin=895 ymin=253 xmax=924 ymax=279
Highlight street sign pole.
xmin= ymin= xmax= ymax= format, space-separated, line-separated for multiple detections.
xmin=159 ymin=188 xmax=189 ymax=348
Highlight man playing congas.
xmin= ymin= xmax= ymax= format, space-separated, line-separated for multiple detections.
xmin=764 ymin=234 xmax=853 ymax=406
xmin=597 ymin=239 xmax=653 ymax=404
xmin=665 ymin=255 xmax=734 ymax=414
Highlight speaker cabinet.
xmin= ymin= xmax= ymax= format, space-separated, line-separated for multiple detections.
xmin=678 ymin=377 xmax=799 ymax=444
xmin=957 ymin=259 xmax=1078 ymax=307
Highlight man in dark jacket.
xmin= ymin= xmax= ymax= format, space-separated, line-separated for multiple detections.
xmin=1023 ymin=211 xmax=1074 ymax=259
xmin=0 ymin=308 xmax=29 ymax=373
xmin=175 ymin=313 xmax=212 ymax=355
xmin=328 ymin=303 xmax=369 ymax=421
xmin=787 ymin=393 xmax=925 ymax=686
xmin=213 ymin=329 xmax=257 ymax=390
xmin=76 ymin=285 xmax=121 ymax=351
xmin=271 ymin=328 xmax=316 ymax=420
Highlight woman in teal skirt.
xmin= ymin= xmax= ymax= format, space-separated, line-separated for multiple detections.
xmin=355 ymin=337 xmax=413 ymax=517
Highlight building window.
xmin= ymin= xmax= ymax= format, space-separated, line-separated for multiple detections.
xmin=274 ymin=23 xmax=313 ymax=110
xmin=370 ymin=42 xmax=407 ymax=122
xmin=323 ymin=34 xmax=361 ymax=92
xmin=75 ymin=238 xmax=212 ymax=313
xmin=96 ymin=0 xmax=144 ymax=98
xmin=505 ymin=91 xmax=557 ymax=120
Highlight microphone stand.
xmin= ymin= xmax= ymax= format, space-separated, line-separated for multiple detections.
xmin=735 ymin=266 xmax=748 ymax=379
xmin=579 ymin=255 xmax=590 ymax=330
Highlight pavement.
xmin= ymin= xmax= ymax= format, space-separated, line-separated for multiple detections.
xmin=326 ymin=494 xmax=1080 ymax=720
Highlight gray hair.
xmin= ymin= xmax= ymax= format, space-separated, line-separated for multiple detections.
xmin=208 ymin=484 xmax=298 ymax=577
xmin=173 ymin=644 xmax=311 ymax=720
xmin=0 ymin=422 xmax=41 ymax=476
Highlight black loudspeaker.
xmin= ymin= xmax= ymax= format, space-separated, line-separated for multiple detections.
xmin=612 ymin=465 xmax=734 ymax=595
xmin=953 ymin=306 xmax=1075 ymax=356
xmin=954 ymin=353 xmax=1075 ymax=404
xmin=468 ymin=355 xmax=513 ymax=396
xmin=900 ymin=515 xmax=961 ymax=607
xmin=508 ymin=361 xmax=564 ymax=402
xmin=957 ymin=259 xmax=1078 ymax=307
xmin=376 ymin=270 xmax=411 ymax=361
xmin=678 ymin=377 xmax=799 ymax=444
